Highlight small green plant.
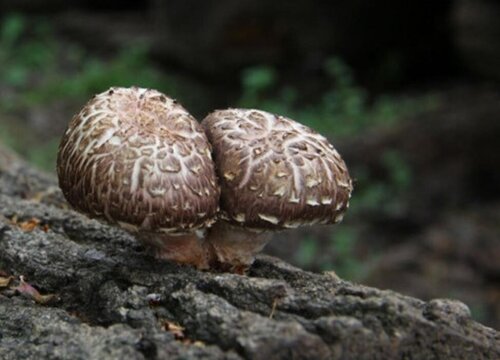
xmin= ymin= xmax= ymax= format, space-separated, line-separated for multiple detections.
xmin=293 ymin=228 xmax=366 ymax=281
xmin=0 ymin=14 xmax=177 ymax=111
xmin=350 ymin=150 xmax=413 ymax=216
xmin=240 ymin=66 xmax=278 ymax=106
xmin=239 ymin=59 xmax=429 ymax=276
xmin=294 ymin=236 xmax=319 ymax=267
xmin=291 ymin=150 xmax=414 ymax=276
xmin=0 ymin=14 xmax=181 ymax=171
xmin=0 ymin=15 xmax=59 ymax=106
xmin=20 ymin=46 xmax=179 ymax=108
xmin=327 ymin=228 xmax=365 ymax=280
xmin=382 ymin=150 xmax=412 ymax=192
xmin=239 ymin=58 xmax=437 ymax=137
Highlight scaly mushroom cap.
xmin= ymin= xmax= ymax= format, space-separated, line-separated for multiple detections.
xmin=57 ymin=87 xmax=220 ymax=234
xmin=202 ymin=108 xmax=352 ymax=230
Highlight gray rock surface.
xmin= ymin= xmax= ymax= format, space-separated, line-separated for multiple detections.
xmin=0 ymin=145 xmax=498 ymax=359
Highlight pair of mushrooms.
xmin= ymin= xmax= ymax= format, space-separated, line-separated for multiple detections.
xmin=57 ymin=87 xmax=353 ymax=273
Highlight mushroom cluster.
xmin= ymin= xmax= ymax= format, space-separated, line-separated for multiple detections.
xmin=57 ymin=87 xmax=353 ymax=273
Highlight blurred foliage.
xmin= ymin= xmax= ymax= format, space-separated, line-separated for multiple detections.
xmin=326 ymin=228 xmax=366 ymax=280
xmin=239 ymin=59 xmax=437 ymax=278
xmin=239 ymin=59 xmax=438 ymax=137
xmin=294 ymin=228 xmax=366 ymax=281
xmin=293 ymin=150 xmax=414 ymax=279
xmin=0 ymin=14 xmax=177 ymax=109
xmin=351 ymin=150 xmax=413 ymax=216
xmin=294 ymin=235 xmax=319 ymax=268
xmin=0 ymin=14 xmax=180 ymax=170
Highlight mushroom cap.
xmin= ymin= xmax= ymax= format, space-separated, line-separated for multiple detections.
xmin=202 ymin=108 xmax=353 ymax=230
xmin=57 ymin=87 xmax=220 ymax=234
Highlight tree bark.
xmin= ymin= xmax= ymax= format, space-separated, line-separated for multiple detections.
xmin=0 ymin=144 xmax=498 ymax=359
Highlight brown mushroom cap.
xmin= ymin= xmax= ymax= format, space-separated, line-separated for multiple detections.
xmin=57 ymin=87 xmax=220 ymax=234
xmin=202 ymin=108 xmax=352 ymax=230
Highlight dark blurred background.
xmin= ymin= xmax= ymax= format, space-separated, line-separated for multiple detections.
xmin=0 ymin=0 xmax=498 ymax=328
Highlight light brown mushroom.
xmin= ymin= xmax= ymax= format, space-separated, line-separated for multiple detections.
xmin=57 ymin=87 xmax=220 ymax=269
xmin=202 ymin=108 xmax=353 ymax=273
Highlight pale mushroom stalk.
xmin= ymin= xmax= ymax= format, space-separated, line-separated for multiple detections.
xmin=57 ymin=87 xmax=220 ymax=270
xmin=137 ymin=232 xmax=212 ymax=269
xmin=202 ymin=108 xmax=353 ymax=273
xmin=204 ymin=222 xmax=272 ymax=273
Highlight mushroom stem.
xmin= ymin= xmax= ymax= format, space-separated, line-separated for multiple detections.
xmin=136 ymin=232 xmax=211 ymax=270
xmin=204 ymin=222 xmax=272 ymax=273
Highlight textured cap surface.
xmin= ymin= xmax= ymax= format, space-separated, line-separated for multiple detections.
xmin=202 ymin=108 xmax=353 ymax=230
xmin=57 ymin=87 xmax=220 ymax=233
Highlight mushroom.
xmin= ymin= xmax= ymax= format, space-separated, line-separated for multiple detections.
xmin=57 ymin=87 xmax=220 ymax=269
xmin=202 ymin=108 xmax=353 ymax=273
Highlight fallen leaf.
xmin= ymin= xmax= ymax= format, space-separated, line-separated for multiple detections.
xmin=163 ymin=320 xmax=186 ymax=340
xmin=28 ymin=186 xmax=61 ymax=203
xmin=18 ymin=218 xmax=41 ymax=232
xmin=9 ymin=215 xmax=18 ymax=225
xmin=35 ymin=294 xmax=57 ymax=304
xmin=323 ymin=270 xmax=341 ymax=281
xmin=0 ymin=276 xmax=13 ymax=287
xmin=269 ymin=297 xmax=281 ymax=319
xmin=13 ymin=276 xmax=56 ymax=304
xmin=162 ymin=320 xmax=206 ymax=345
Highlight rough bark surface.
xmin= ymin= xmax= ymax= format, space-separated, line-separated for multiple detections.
xmin=0 ymin=145 xmax=498 ymax=360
